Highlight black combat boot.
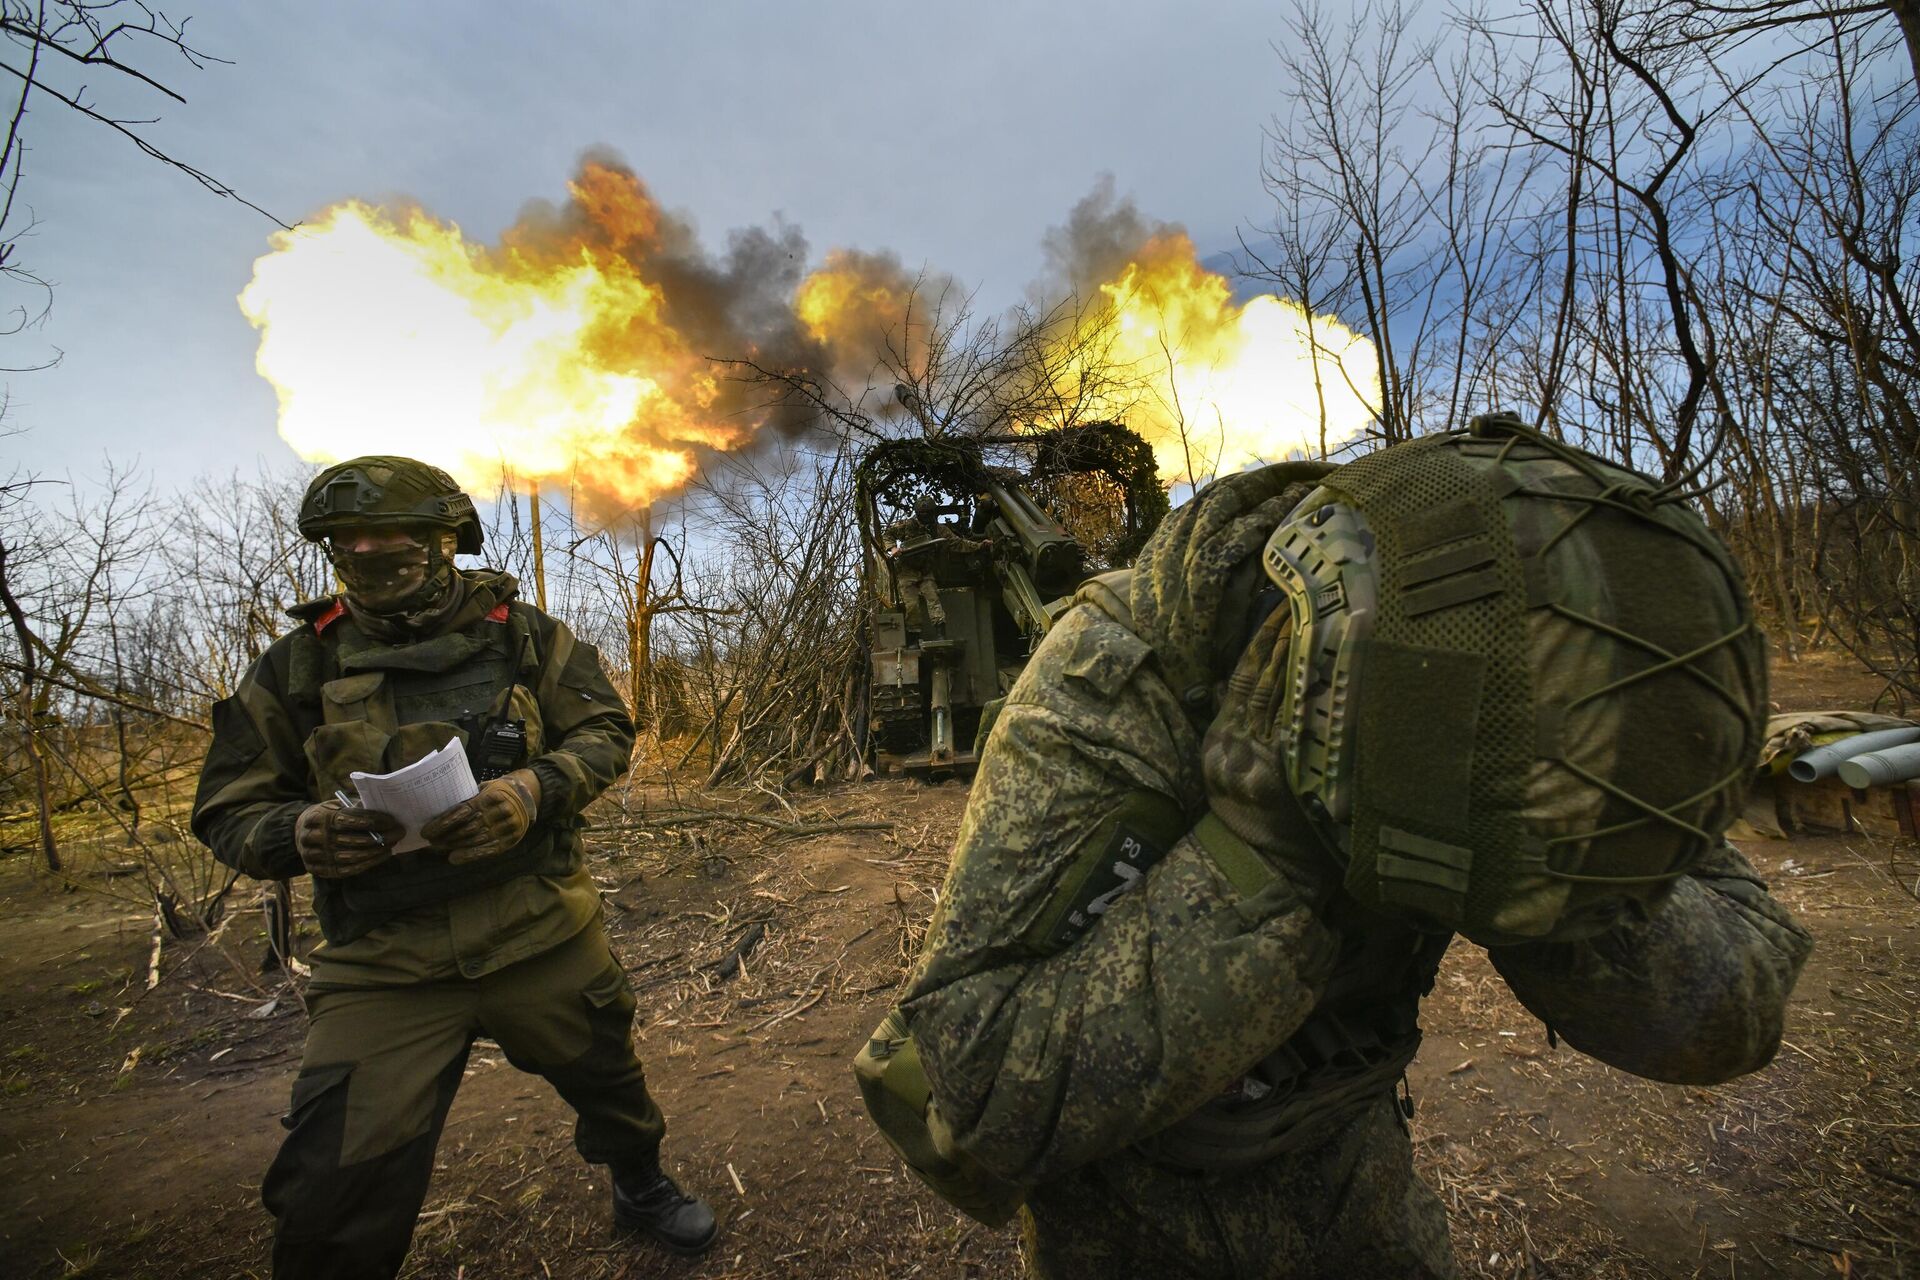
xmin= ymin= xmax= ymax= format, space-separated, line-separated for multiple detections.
xmin=612 ymin=1165 xmax=718 ymax=1256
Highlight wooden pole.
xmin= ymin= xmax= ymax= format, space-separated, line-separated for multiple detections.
xmin=632 ymin=506 xmax=655 ymax=721
xmin=528 ymin=489 xmax=548 ymax=612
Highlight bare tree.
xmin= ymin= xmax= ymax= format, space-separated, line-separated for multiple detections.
xmin=1659 ymin=0 xmax=1920 ymax=93
xmin=0 ymin=1 xmax=281 ymax=269
xmin=0 ymin=465 xmax=57 ymax=868
xmin=166 ymin=467 xmax=332 ymax=702
xmin=1256 ymin=1 xmax=1559 ymax=448
xmin=1249 ymin=0 xmax=1919 ymax=686
xmin=664 ymin=443 xmax=864 ymax=788
xmin=1705 ymin=14 xmax=1920 ymax=699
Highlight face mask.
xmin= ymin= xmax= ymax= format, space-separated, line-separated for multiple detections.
xmin=329 ymin=530 xmax=450 ymax=615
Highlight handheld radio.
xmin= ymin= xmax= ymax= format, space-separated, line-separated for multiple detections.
xmin=472 ymin=632 xmax=533 ymax=780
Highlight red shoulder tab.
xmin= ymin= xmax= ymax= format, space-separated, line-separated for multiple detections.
xmin=486 ymin=602 xmax=511 ymax=623
xmin=312 ymin=599 xmax=348 ymax=634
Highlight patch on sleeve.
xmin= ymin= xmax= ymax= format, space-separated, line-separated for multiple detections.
xmin=1025 ymin=790 xmax=1189 ymax=951
xmin=203 ymin=695 xmax=267 ymax=779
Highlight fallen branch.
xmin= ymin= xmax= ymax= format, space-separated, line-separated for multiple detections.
xmin=1864 ymin=1162 xmax=1920 ymax=1193
xmin=752 ymin=984 xmax=828 ymax=1030
xmin=612 ymin=808 xmax=892 ymax=837
xmin=1779 ymin=1232 xmax=1869 ymax=1257
xmin=714 ymin=922 xmax=766 ymax=980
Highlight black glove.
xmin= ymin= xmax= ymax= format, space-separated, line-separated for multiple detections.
xmin=294 ymin=800 xmax=402 ymax=879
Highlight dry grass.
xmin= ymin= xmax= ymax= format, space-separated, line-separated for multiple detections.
xmin=2 ymin=771 xmax=1916 ymax=1279
xmin=1410 ymin=832 xmax=1920 ymax=1280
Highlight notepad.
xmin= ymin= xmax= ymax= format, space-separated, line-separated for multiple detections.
xmin=348 ymin=740 xmax=479 ymax=853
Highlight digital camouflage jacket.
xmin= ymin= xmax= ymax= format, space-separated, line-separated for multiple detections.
xmin=899 ymin=464 xmax=1814 ymax=1190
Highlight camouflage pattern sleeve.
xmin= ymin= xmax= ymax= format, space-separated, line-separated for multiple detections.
xmin=524 ymin=609 xmax=637 ymax=821
xmin=191 ymin=644 xmax=314 ymax=882
xmin=899 ymin=604 xmax=1341 ymax=1185
xmin=1487 ymin=843 xmax=1813 ymax=1084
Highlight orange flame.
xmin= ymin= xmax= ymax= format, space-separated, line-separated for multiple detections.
xmin=1064 ymin=233 xmax=1379 ymax=481
xmin=792 ymin=229 xmax=1380 ymax=481
xmin=795 ymin=249 xmax=911 ymax=354
xmin=239 ymin=167 xmax=742 ymax=510
xmin=246 ymin=163 xmax=1378 ymax=513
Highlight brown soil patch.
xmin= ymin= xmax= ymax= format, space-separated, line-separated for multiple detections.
xmin=2 ymin=656 xmax=1917 ymax=1279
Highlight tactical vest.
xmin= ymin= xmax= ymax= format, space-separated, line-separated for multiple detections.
xmin=287 ymin=600 xmax=574 ymax=943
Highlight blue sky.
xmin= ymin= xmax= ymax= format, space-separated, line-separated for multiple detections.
xmin=8 ymin=1 xmax=1315 ymax=493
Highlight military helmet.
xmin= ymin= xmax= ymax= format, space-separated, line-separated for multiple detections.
xmin=297 ymin=456 xmax=483 ymax=556
xmin=1263 ymin=413 xmax=1765 ymax=943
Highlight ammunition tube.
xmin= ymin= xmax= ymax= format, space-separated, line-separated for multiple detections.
xmin=1787 ymin=727 xmax=1920 ymax=782
xmin=1836 ymin=742 xmax=1920 ymax=789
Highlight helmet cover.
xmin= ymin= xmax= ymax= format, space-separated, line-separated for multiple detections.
xmin=297 ymin=456 xmax=483 ymax=556
xmin=1263 ymin=415 xmax=1765 ymax=943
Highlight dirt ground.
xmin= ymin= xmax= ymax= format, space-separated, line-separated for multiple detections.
xmin=2 ymin=645 xmax=1916 ymax=1280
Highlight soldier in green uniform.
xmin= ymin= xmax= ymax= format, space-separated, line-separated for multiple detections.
xmin=884 ymin=418 xmax=1814 ymax=1278
xmin=192 ymin=457 xmax=716 ymax=1279
xmin=887 ymin=496 xmax=988 ymax=639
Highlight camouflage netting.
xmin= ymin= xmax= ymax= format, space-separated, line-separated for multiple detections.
xmin=1028 ymin=421 xmax=1169 ymax=568
xmin=854 ymin=423 xmax=1169 ymax=588
xmin=855 ymin=437 xmax=992 ymax=513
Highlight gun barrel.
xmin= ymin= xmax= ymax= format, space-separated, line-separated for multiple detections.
xmin=984 ymin=482 xmax=1082 ymax=591
xmin=1787 ymin=726 xmax=1920 ymax=782
xmin=998 ymin=559 xmax=1054 ymax=640
xmin=1836 ymin=742 xmax=1920 ymax=789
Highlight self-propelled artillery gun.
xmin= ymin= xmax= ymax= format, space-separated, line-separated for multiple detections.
xmin=856 ymin=402 xmax=1165 ymax=777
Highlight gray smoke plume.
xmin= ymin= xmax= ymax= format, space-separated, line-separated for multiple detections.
xmin=1038 ymin=173 xmax=1184 ymax=298
xmin=500 ymin=150 xmax=834 ymax=441
xmin=493 ymin=156 xmax=1183 ymax=500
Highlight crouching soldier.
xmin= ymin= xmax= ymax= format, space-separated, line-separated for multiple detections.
xmin=870 ymin=416 xmax=1813 ymax=1278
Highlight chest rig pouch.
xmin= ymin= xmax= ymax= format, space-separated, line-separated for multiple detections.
xmin=296 ymin=605 xmax=567 ymax=938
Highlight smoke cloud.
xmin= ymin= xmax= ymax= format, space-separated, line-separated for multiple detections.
xmin=1038 ymin=173 xmax=1183 ymax=297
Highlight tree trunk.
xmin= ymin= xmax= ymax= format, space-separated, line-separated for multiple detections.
xmin=528 ymin=490 xmax=548 ymax=611
xmin=1891 ymin=0 xmax=1920 ymax=93
xmin=0 ymin=533 xmax=59 ymax=872
xmin=109 ymin=631 xmax=140 ymax=841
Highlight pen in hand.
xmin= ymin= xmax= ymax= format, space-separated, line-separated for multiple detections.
xmin=334 ymin=788 xmax=386 ymax=848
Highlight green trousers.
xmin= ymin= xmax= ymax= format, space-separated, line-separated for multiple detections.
xmin=1021 ymin=1095 xmax=1457 ymax=1280
xmin=898 ymin=570 xmax=946 ymax=630
xmin=262 ymin=919 xmax=665 ymax=1280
